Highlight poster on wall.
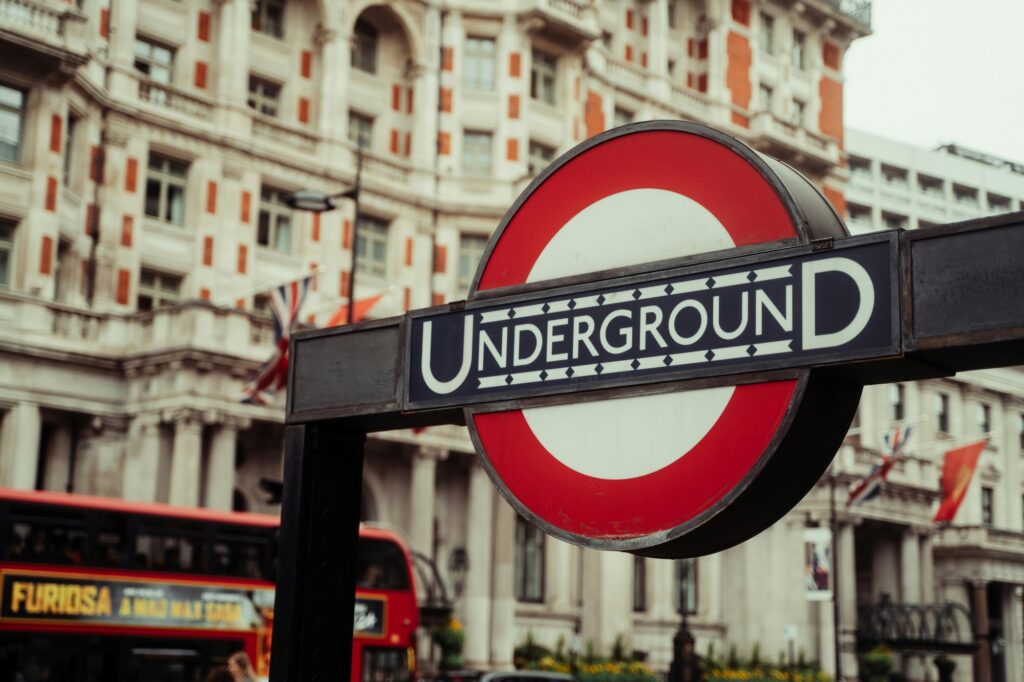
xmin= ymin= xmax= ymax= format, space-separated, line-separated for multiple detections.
xmin=803 ymin=528 xmax=833 ymax=601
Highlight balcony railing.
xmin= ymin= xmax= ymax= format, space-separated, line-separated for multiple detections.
xmin=139 ymin=80 xmax=215 ymax=120
xmin=0 ymin=291 xmax=275 ymax=363
xmin=519 ymin=0 xmax=599 ymax=45
xmin=934 ymin=525 xmax=1024 ymax=559
xmin=252 ymin=117 xmax=318 ymax=153
xmin=0 ymin=0 xmax=87 ymax=59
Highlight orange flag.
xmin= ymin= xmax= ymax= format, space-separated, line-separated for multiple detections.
xmin=933 ymin=439 xmax=986 ymax=523
xmin=326 ymin=293 xmax=384 ymax=327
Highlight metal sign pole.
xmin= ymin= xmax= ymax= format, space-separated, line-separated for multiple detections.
xmin=269 ymin=424 xmax=365 ymax=682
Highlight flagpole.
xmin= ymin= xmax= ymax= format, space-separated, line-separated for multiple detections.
xmin=346 ymin=143 xmax=365 ymax=326
xmin=829 ymin=464 xmax=843 ymax=682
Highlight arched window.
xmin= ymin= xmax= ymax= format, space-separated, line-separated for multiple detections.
xmin=351 ymin=19 xmax=378 ymax=74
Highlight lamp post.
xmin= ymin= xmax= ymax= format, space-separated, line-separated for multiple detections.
xmin=668 ymin=560 xmax=697 ymax=682
xmin=285 ymin=144 xmax=365 ymax=324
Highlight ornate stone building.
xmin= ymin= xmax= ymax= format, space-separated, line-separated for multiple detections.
xmin=10 ymin=1 xmax=1022 ymax=681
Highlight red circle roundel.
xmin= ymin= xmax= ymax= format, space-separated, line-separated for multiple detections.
xmin=466 ymin=121 xmax=849 ymax=556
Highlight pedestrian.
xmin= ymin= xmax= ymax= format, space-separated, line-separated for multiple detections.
xmin=204 ymin=667 xmax=233 ymax=682
xmin=227 ymin=651 xmax=257 ymax=682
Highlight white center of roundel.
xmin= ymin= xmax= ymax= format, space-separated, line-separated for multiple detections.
xmin=522 ymin=189 xmax=738 ymax=480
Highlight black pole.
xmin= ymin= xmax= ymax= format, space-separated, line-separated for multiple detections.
xmin=346 ymin=145 xmax=365 ymax=326
xmin=830 ymin=469 xmax=843 ymax=682
xmin=269 ymin=423 xmax=365 ymax=682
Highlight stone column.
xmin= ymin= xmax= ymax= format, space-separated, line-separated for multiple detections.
xmin=973 ymin=581 xmax=993 ymax=682
xmin=215 ymin=0 xmax=252 ymax=130
xmin=205 ymin=417 xmax=247 ymax=510
xmin=168 ymin=410 xmax=204 ymax=507
xmin=409 ymin=447 xmax=444 ymax=556
xmin=490 ymin=496 xmax=516 ymax=667
xmin=647 ymin=0 xmax=669 ymax=77
xmin=1005 ymin=587 xmax=1024 ymax=682
xmin=411 ymin=5 xmax=441 ymax=169
xmin=123 ymin=413 xmax=161 ymax=502
xmin=463 ymin=463 xmax=494 ymax=668
xmin=836 ymin=522 xmax=859 ymax=681
xmin=899 ymin=529 xmax=919 ymax=603
xmin=106 ymin=0 xmax=141 ymax=100
xmin=315 ymin=26 xmax=346 ymax=137
xmin=898 ymin=530 xmax=922 ymax=681
xmin=919 ymin=531 xmax=935 ymax=603
xmin=547 ymin=537 xmax=574 ymax=610
xmin=0 ymin=403 xmax=42 ymax=489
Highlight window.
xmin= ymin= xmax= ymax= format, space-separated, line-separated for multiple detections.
xmin=614 ymin=107 xmax=634 ymax=128
xmin=528 ymin=141 xmax=555 ymax=177
xmin=458 ymin=234 xmax=488 ymax=290
xmin=847 ymin=203 xmax=872 ymax=225
xmin=917 ymin=174 xmax=944 ymax=196
xmin=251 ymin=0 xmax=284 ymax=38
xmin=981 ymin=487 xmax=994 ymax=527
xmin=462 ymin=130 xmax=492 ymax=177
xmin=355 ymin=215 xmax=389 ymax=278
xmin=673 ymin=558 xmax=697 ymax=614
xmin=351 ymin=19 xmax=378 ymax=74
xmin=987 ymin=193 xmax=1012 ymax=213
xmin=0 ymin=220 xmax=13 ymax=288
xmin=464 ymin=37 xmax=496 ymax=91
xmin=0 ymin=83 xmax=25 ymax=164
xmin=936 ymin=392 xmax=950 ymax=434
xmin=137 ymin=269 xmax=182 ymax=311
xmin=881 ymin=165 xmax=908 ymax=187
xmin=632 ymin=555 xmax=646 ymax=612
xmin=145 ymin=154 xmax=187 ymax=225
xmin=883 ymin=212 xmax=908 ymax=230
xmin=63 ymin=114 xmax=79 ymax=186
xmin=953 ymin=184 xmax=978 ymax=205
xmin=759 ymin=13 xmax=774 ymax=55
xmin=247 ymin=76 xmax=281 ymax=117
xmin=257 ymin=186 xmax=293 ymax=253
xmin=979 ymin=403 xmax=991 ymax=435
xmin=791 ymin=99 xmax=806 ymax=125
xmin=792 ymin=30 xmax=806 ymax=69
xmin=890 ymin=384 xmax=905 ymax=421
xmin=849 ymin=156 xmax=872 ymax=176
xmin=515 ymin=515 xmax=544 ymax=602
xmin=134 ymin=37 xmax=174 ymax=84
xmin=348 ymin=111 xmax=373 ymax=148
xmin=758 ymin=84 xmax=774 ymax=111
xmin=531 ymin=50 xmax=558 ymax=105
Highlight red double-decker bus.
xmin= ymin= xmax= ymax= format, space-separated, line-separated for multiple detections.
xmin=0 ymin=488 xmax=419 ymax=682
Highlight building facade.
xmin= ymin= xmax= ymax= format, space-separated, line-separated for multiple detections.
xmin=12 ymin=1 xmax=1024 ymax=682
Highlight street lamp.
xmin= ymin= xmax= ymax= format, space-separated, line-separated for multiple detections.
xmin=285 ymin=144 xmax=365 ymax=324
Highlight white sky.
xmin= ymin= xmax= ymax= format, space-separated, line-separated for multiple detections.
xmin=844 ymin=0 xmax=1024 ymax=163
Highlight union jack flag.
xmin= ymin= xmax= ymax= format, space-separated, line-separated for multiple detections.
xmin=847 ymin=425 xmax=913 ymax=507
xmin=241 ymin=275 xmax=314 ymax=405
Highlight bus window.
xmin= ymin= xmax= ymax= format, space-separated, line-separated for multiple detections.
xmin=210 ymin=539 xmax=265 ymax=579
xmin=5 ymin=519 xmax=87 ymax=565
xmin=356 ymin=539 xmax=410 ymax=590
xmin=135 ymin=527 xmax=203 ymax=573
xmin=93 ymin=528 xmax=126 ymax=567
xmin=362 ymin=646 xmax=413 ymax=682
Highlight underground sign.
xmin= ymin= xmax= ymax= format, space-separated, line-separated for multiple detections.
xmin=407 ymin=121 xmax=900 ymax=557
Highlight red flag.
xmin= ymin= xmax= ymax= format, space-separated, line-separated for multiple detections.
xmin=933 ymin=440 xmax=986 ymax=523
xmin=326 ymin=293 xmax=384 ymax=327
